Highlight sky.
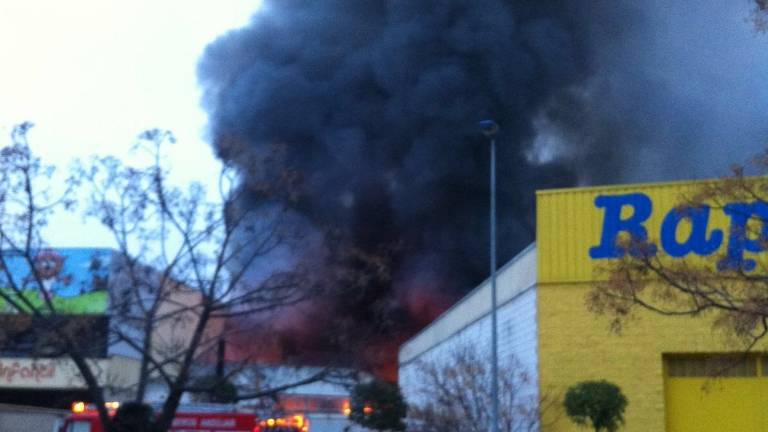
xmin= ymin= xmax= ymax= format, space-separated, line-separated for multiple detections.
xmin=0 ymin=0 xmax=263 ymax=248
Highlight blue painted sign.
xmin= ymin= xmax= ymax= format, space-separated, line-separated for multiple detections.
xmin=589 ymin=193 xmax=768 ymax=272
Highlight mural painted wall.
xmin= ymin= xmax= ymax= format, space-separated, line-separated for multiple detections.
xmin=0 ymin=248 xmax=113 ymax=314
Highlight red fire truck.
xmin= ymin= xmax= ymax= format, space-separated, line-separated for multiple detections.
xmin=58 ymin=402 xmax=308 ymax=432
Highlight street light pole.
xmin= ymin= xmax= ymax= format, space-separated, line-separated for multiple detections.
xmin=479 ymin=119 xmax=500 ymax=432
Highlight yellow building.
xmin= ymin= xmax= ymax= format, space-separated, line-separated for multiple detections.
xmin=538 ymin=178 xmax=768 ymax=431
xmin=400 ymin=178 xmax=768 ymax=431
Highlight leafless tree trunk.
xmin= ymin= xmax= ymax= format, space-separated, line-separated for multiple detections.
xmin=407 ymin=344 xmax=543 ymax=432
xmin=78 ymin=129 xmax=323 ymax=431
xmin=0 ymin=123 xmax=116 ymax=429
xmin=0 ymin=124 xmax=326 ymax=432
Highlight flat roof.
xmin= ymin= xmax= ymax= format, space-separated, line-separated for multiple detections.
xmin=535 ymin=175 xmax=730 ymax=196
xmin=398 ymin=243 xmax=536 ymax=365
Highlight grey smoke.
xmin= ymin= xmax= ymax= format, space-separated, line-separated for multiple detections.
xmin=197 ymin=0 xmax=768 ymax=367
xmin=549 ymin=0 xmax=768 ymax=183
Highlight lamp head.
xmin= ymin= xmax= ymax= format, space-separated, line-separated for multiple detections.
xmin=478 ymin=120 xmax=499 ymax=137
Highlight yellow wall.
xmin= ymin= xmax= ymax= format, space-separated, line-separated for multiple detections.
xmin=665 ymin=374 xmax=768 ymax=431
xmin=536 ymin=283 xmax=763 ymax=431
xmin=536 ymin=178 xmax=768 ymax=431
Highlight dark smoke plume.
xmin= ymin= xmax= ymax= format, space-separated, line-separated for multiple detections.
xmin=198 ymin=0 xmax=768 ymax=375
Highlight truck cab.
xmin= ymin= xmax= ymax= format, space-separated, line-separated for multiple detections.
xmin=58 ymin=401 xmax=307 ymax=432
xmin=58 ymin=402 xmax=262 ymax=432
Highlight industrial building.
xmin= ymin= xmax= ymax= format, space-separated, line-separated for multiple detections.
xmin=399 ymin=179 xmax=767 ymax=432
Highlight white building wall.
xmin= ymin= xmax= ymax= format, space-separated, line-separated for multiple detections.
xmin=305 ymin=413 xmax=367 ymax=432
xmin=398 ymin=244 xmax=538 ymax=423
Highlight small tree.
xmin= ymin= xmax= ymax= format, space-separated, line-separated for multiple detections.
xmin=408 ymin=345 xmax=543 ymax=432
xmin=751 ymin=0 xmax=768 ymax=31
xmin=78 ymin=128 xmax=325 ymax=431
xmin=189 ymin=374 xmax=239 ymax=403
xmin=349 ymin=380 xmax=407 ymax=432
xmin=111 ymin=402 xmax=156 ymax=432
xmin=564 ymin=380 xmax=627 ymax=432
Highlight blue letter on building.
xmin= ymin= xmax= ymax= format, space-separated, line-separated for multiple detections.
xmin=660 ymin=206 xmax=723 ymax=257
xmin=718 ymin=202 xmax=768 ymax=272
xmin=590 ymin=193 xmax=657 ymax=259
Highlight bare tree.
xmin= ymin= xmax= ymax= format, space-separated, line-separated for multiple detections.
xmin=0 ymin=124 xmax=326 ymax=432
xmin=0 ymin=123 xmax=118 ymax=427
xmin=80 ymin=128 xmax=329 ymax=431
xmin=587 ymin=154 xmax=768 ymax=353
xmin=751 ymin=0 xmax=768 ymax=32
xmin=407 ymin=345 xmax=543 ymax=432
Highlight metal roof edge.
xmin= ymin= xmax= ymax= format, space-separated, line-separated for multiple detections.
xmin=535 ymin=175 xmax=767 ymax=196
xmin=398 ymin=242 xmax=536 ymax=361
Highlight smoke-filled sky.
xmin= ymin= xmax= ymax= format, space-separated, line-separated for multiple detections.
xmin=198 ymin=0 xmax=768 ymax=373
xmin=2 ymin=0 xmax=767 ymax=375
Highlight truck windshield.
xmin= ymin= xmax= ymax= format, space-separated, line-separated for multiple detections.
xmin=64 ymin=421 xmax=92 ymax=432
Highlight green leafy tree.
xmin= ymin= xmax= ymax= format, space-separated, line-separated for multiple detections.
xmin=349 ymin=380 xmax=407 ymax=432
xmin=111 ymin=402 xmax=156 ymax=432
xmin=189 ymin=374 xmax=239 ymax=403
xmin=564 ymin=380 xmax=627 ymax=432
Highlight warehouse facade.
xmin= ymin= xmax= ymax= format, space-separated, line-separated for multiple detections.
xmin=400 ymin=179 xmax=768 ymax=432
xmin=399 ymin=245 xmax=539 ymax=429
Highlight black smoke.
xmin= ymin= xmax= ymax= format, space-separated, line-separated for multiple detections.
xmin=198 ymin=0 xmax=768 ymax=373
